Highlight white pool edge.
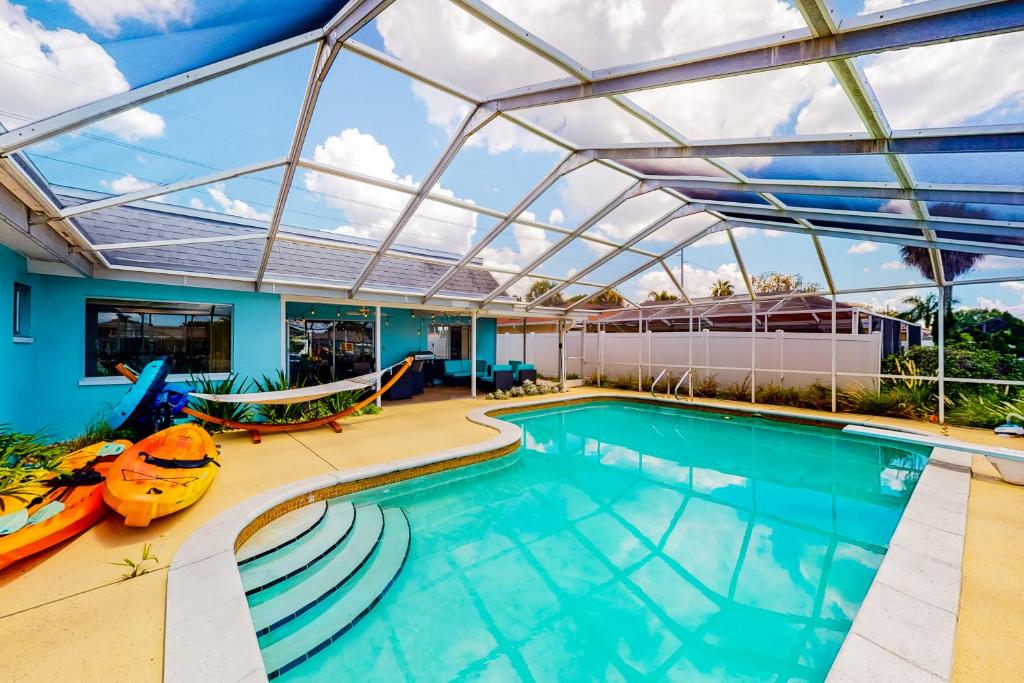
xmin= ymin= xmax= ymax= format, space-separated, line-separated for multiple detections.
xmin=163 ymin=394 xmax=981 ymax=683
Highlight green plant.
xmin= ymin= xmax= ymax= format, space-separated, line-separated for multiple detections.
xmin=692 ymin=374 xmax=719 ymax=398
xmin=948 ymin=392 xmax=1024 ymax=428
xmin=565 ymin=373 xmax=580 ymax=381
xmin=717 ymin=377 xmax=751 ymax=402
xmin=0 ymin=426 xmax=68 ymax=512
xmin=250 ymin=370 xmax=308 ymax=424
xmin=188 ymin=373 xmax=255 ymax=430
xmin=56 ymin=415 xmax=132 ymax=455
xmin=110 ymin=542 xmax=159 ymax=580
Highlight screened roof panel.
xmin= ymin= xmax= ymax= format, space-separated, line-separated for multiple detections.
xmin=484 ymin=0 xmax=810 ymax=72
xmin=438 ymin=120 xmax=564 ymax=213
xmin=364 ymin=0 xmax=569 ymax=98
xmin=581 ymin=191 xmax=683 ymax=244
xmin=817 ymin=237 xmax=932 ymax=291
xmin=616 ymin=158 xmax=735 ymax=179
xmin=854 ymin=32 xmax=1024 ymax=130
xmin=735 ymin=155 xmax=900 ymax=183
xmin=515 ymin=99 xmax=673 ymax=148
xmin=302 ymin=50 xmax=469 ymax=185
xmin=137 ymin=168 xmax=283 ymax=223
xmin=772 ymin=194 xmax=913 ymax=216
xmin=627 ymin=64 xmax=866 ymax=141
xmin=910 ymin=156 xmax=1024 ymax=192
xmin=523 ymin=163 xmax=637 ymax=228
xmin=632 ymin=213 xmax=719 ymax=252
xmin=0 ymin=1 xmax=332 ymax=129
xmin=22 ymin=45 xmax=314 ymax=194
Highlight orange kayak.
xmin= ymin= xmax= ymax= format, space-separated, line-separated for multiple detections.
xmin=103 ymin=424 xmax=219 ymax=527
xmin=0 ymin=440 xmax=131 ymax=570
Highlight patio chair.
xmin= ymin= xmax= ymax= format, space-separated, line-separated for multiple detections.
xmin=479 ymin=364 xmax=514 ymax=392
xmin=515 ymin=364 xmax=537 ymax=384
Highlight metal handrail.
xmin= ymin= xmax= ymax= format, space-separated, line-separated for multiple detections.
xmin=674 ymin=370 xmax=691 ymax=401
xmin=651 ymin=369 xmax=670 ymax=397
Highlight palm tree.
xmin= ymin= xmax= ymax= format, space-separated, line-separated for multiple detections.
xmin=526 ymin=279 xmax=563 ymax=306
xmin=648 ymin=290 xmax=676 ymax=302
xmin=900 ymin=294 xmax=939 ymax=332
xmin=711 ymin=280 xmax=734 ymax=297
xmin=899 ymin=203 xmax=994 ymax=331
xmin=593 ymin=289 xmax=624 ymax=306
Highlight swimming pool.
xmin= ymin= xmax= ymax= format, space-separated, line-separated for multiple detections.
xmin=243 ymin=400 xmax=930 ymax=681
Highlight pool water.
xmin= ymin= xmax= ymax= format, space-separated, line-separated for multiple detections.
xmin=270 ymin=401 xmax=929 ymax=681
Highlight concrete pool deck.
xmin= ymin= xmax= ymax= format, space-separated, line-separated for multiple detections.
xmin=0 ymin=386 xmax=1021 ymax=681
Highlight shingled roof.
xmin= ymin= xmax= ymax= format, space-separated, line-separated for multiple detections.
xmin=58 ymin=189 xmax=502 ymax=298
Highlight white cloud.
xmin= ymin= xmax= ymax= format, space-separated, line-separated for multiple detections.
xmin=978 ymin=255 xmax=1024 ymax=271
xmin=0 ymin=1 xmax=164 ymax=141
xmin=635 ymin=261 xmax=743 ymax=300
xmin=881 ymin=260 xmax=904 ymax=271
xmin=66 ymin=0 xmax=194 ymax=36
xmin=977 ymin=296 xmax=1024 ymax=316
xmin=801 ymin=31 xmax=1024 ymax=131
xmin=102 ymin=174 xmax=154 ymax=194
xmin=303 ymin=128 xmax=480 ymax=255
xmin=848 ymin=241 xmax=879 ymax=255
xmin=188 ymin=183 xmax=269 ymax=221
xmin=548 ymin=208 xmax=564 ymax=225
xmin=1001 ymin=282 xmax=1024 ymax=291
xmin=374 ymin=0 xmax=861 ymax=168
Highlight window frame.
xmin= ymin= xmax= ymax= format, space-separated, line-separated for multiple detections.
xmin=83 ymin=297 xmax=234 ymax=379
xmin=13 ymin=282 xmax=30 ymax=339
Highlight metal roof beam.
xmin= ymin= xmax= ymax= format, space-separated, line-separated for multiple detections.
xmin=590 ymin=125 xmax=1024 ymax=159
xmin=566 ymin=222 xmax=725 ymax=312
xmin=59 ymin=158 xmax=289 ymax=219
xmin=488 ymin=1 xmax=1024 ymax=111
xmin=347 ymin=104 xmax=498 ymax=296
xmin=480 ymin=180 xmax=659 ymax=306
xmin=421 ymin=150 xmax=594 ymax=302
xmin=653 ymin=175 xmax=1024 ymax=206
xmin=0 ymin=31 xmax=324 ymax=157
xmin=527 ymin=203 xmax=705 ymax=309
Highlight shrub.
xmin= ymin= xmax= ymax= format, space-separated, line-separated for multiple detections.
xmin=947 ymin=392 xmax=1024 ymax=428
xmin=188 ymin=373 xmax=255 ymax=430
xmin=692 ymin=374 xmax=719 ymax=398
xmin=717 ymin=377 xmax=751 ymax=402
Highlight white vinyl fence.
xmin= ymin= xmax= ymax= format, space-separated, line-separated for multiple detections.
xmin=498 ymin=330 xmax=882 ymax=391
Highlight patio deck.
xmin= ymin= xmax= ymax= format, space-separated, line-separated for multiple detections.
xmin=0 ymin=388 xmax=1020 ymax=682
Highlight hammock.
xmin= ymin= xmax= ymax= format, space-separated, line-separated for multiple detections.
xmin=114 ymin=357 xmax=413 ymax=444
xmin=189 ymin=368 xmax=388 ymax=405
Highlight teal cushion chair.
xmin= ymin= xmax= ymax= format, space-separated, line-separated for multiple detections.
xmin=480 ymin=364 xmax=514 ymax=392
xmin=515 ymin=364 xmax=537 ymax=384
xmin=443 ymin=359 xmax=472 ymax=385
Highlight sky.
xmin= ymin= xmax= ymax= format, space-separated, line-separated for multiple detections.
xmin=1 ymin=0 xmax=1023 ymax=312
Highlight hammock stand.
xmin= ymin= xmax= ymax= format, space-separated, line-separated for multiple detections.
xmin=115 ymin=357 xmax=413 ymax=444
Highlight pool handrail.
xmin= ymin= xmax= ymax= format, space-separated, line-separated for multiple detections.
xmin=674 ymin=370 xmax=691 ymax=401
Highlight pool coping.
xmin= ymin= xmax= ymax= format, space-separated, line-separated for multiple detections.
xmin=164 ymin=393 xmax=975 ymax=683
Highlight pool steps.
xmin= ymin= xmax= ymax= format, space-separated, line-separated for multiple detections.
xmin=237 ymin=502 xmax=411 ymax=679
xmin=240 ymin=500 xmax=356 ymax=595
xmin=236 ymin=500 xmax=327 ymax=566
xmin=249 ymin=504 xmax=383 ymax=633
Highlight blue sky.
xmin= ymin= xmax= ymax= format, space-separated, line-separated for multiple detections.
xmin=2 ymin=0 xmax=1023 ymax=313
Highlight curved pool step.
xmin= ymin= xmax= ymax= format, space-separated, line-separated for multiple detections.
xmin=249 ymin=504 xmax=385 ymax=635
xmin=240 ymin=500 xmax=355 ymax=595
xmin=260 ymin=508 xmax=411 ymax=680
xmin=237 ymin=500 xmax=327 ymax=565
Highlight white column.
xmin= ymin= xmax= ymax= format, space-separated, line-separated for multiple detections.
xmin=471 ymin=312 xmax=478 ymax=398
xmin=688 ymin=306 xmax=694 ymax=399
xmin=637 ymin=310 xmax=643 ymax=392
xmin=280 ymin=296 xmax=288 ymax=378
xmin=375 ymin=305 xmax=382 ymax=408
xmin=938 ymin=286 xmax=945 ymax=424
xmin=580 ymin=324 xmax=586 ymax=380
xmin=778 ymin=330 xmax=785 ymax=386
xmin=750 ymin=305 xmax=756 ymax=403
xmin=598 ymin=323 xmax=605 ymax=387
xmin=558 ymin=320 xmax=566 ymax=388
xmin=831 ymin=295 xmax=837 ymax=413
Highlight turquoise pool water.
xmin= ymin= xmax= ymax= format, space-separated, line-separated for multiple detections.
xmin=262 ymin=401 xmax=929 ymax=681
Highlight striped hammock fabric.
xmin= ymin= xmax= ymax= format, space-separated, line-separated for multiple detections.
xmin=190 ymin=369 xmax=386 ymax=405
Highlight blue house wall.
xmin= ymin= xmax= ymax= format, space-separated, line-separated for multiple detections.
xmin=1 ymin=245 xmax=499 ymax=440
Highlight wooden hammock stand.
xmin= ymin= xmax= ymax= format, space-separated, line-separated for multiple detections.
xmin=115 ymin=357 xmax=413 ymax=444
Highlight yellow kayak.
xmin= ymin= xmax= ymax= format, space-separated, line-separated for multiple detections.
xmin=103 ymin=425 xmax=219 ymax=527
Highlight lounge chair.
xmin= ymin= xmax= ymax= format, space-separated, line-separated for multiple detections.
xmin=479 ymin=364 xmax=514 ymax=392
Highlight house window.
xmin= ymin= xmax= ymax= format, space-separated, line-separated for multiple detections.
xmin=85 ymin=299 xmax=232 ymax=377
xmin=13 ymin=283 xmax=30 ymax=337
